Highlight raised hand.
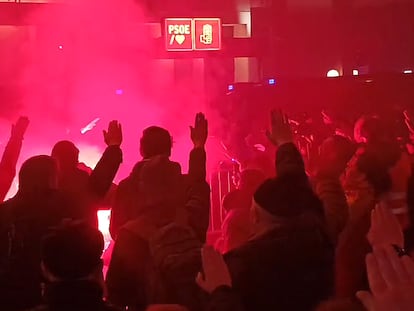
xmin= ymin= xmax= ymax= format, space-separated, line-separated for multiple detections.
xmin=367 ymin=205 xmax=404 ymax=249
xmin=266 ymin=110 xmax=293 ymax=146
xmin=190 ymin=113 xmax=208 ymax=148
xmin=11 ymin=116 xmax=30 ymax=140
xmin=196 ymin=245 xmax=232 ymax=294
xmin=357 ymin=246 xmax=414 ymax=311
xmin=103 ymin=120 xmax=123 ymax=146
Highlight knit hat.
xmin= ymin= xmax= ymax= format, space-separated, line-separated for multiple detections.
xmin=253 ymin=174 xmax=323 ymax=218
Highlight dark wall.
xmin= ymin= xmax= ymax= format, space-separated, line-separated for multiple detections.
xmin=140 ymin=0 xmax=239 ymax=23
xmin=254 ymin=1 xmax=414 ymax=77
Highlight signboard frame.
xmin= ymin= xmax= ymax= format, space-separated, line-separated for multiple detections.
xmin=193 ymin=18 xmax=222 ymax=51
xmin=165 ymin=18 xmax=194 ymax=52
xmin=164 ymin=18 xmax=222 ymax=52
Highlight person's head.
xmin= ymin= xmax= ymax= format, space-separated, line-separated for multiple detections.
xmin=354 ymin=116 xmax=402 ymax=196
xmin=354 ymin=115 xmax=396 ymax=145
xmin=18 ymin=155 xmax=58 ymax=196
xmin=238 ymin=169 xmax=266 ymax=193
xmin=140 ymin=126 xmax=172 ymax=159
xmin=41 ymin=221 xmax=104 ymax=285
xmin=251 ymin=174 xmax=324 ymax=234
xmin=51 ymin=140 xmax=79 ymax=172
xmin=317 ymin=135 xmax=356 ymax=175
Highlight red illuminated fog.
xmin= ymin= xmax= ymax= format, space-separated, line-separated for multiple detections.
xmin=1 ymin=0 xmax=212 ymax=200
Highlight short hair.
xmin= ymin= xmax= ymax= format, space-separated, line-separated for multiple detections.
xmin=140 ymin=126 xmax=172 ymax=158
xmin=51 ymin=140 xmax=79 ymax=169
xmin=254 ymin=174 xmax=324 ymax=219
xmin=41 ymin=221 xmax=104 ymax=280
xmin=18 ymin=155 xmax=57 ymax=194
xmin=354 ymin=115 xmax=395 ymax=144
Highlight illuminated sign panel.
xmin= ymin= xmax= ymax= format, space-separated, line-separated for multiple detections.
xmin=194 ymin=18 xmax=221 ymax=51
xmin=165 ymin=18 xmax=221 ymax=51
xmin=165 ymin=18 xmax=193 ymax=51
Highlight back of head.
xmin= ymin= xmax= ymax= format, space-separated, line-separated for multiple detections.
xmin=253 ymin=174 xmax=324 ymax=222
xmin=354 ymin=115 xmax=396 ymax=144
xmin=140 ymin=126 xmax=172 ymax=159
xmin=320 ymin=135 xmax=356 ymax=162
xmin=51 ymin=140 xmax=79 ymax=172
xmin=41 ymin=221 xmax=104 ymax=281
xmin=354 ymin=116 xmax=402 ymax=195
xmin=18 ymin=155 xmax=57 ymax=196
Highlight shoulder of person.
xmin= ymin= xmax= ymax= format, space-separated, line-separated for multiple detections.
xmin=120 ymin=217 xmax=156 ymax=242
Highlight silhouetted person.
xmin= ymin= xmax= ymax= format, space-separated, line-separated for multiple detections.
xmin=0 ymin=116 xmax=29 ymax=202
xmin=0 ymin=155 xmax=69 ymax=311
xmin=223 ymin=111 xmax=333 ymax=311
xmin=109 ymin=126 xmax=181 ymax=238
xmin=337 ymin=115 xmax=414 ymax=297
xmin=28 ymin=221 xmax=121 ymax=311
xmin=312 ymin=135 xmax=356 ymax=244
xmin=106 ymin=114 xmax=210 ymax=311
xmin=51 ymin=121 xmax=123 ymax=227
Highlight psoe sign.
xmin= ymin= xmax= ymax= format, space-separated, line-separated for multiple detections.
xmin=165 ymin=18 xmax=222 ymax=51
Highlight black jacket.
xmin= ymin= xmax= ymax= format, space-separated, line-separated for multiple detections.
xmin=224 ymin=224 xmax=333 ymax=311
xmin=58 ymin=145 xmax=122 ymax=227
xmin=110 ymin=148 xmax=209 ymax=241
xmin=0 ymin=190 xmax=70 ymax=311
xmin=106 ymin=148 xmax=210 ymax=310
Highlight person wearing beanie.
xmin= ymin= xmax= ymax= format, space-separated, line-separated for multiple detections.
xmin=221 ymin=111 xmax=334 ymax=311
xmin=28 ymin=221 xmax=120 ymax=311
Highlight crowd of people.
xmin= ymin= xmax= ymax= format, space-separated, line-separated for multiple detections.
xmin=1 ymin=108 xmax=414 ymax=311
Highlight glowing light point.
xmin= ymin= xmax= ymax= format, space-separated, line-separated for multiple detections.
xmin=58 ymin=45 xmax=63 ymax=50
xmin=268 ymin=78 xmax=276 ymax=85
xmin=228 ymin=85 xmax=234 ymax=91
xmin=352 ymin=69 xmax=359 ymax=76
xmin=254 ymin=144 xmax=266 ymax=152
xmin=115 ymin=89 xmax=124 ymax=95
xmin=404 ymin=70 xmax=413 ymax=74
xmin=327 ymin=69 xmax=340 ymax=78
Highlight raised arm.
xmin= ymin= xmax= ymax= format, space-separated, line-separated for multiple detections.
xmin=88 ymin=120 xmax=123 ymax=198
xmin=266 ymin=110 xmax=305 ymax=177
xmin=0 ymin=117 xmax=29 ymax=202
xmin=312 ymin=136 xmax=355 ymax=243
xmin=185 ymin=113 xmax=210 ymax=243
